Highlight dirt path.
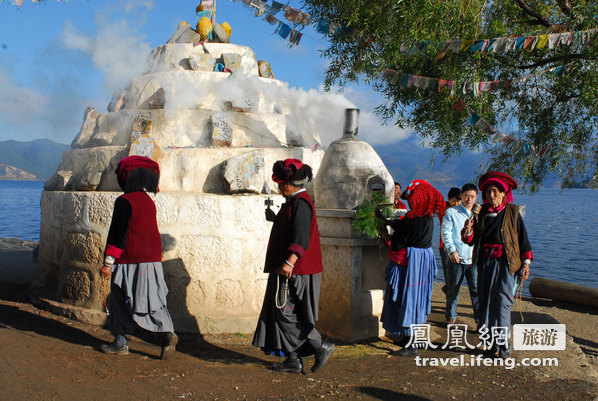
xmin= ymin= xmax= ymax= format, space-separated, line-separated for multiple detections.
xmin=1 ymin=240 xmax=597 ymax=400
xmin=1 ymin=288 xmax=597 ymax=400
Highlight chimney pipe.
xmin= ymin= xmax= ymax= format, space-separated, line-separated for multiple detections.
xmin=343 ymin=108 xmax=359 ymax=138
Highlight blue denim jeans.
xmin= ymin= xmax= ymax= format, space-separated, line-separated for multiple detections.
xmin=439 ymin=247 xmax=450 ymax=284
xmin=445 ymin=261 xmax=479 ymax=323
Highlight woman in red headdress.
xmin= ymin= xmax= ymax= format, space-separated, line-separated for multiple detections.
xmin=252 ymin=159 xmax=334 ymax=374
xmin=380 ymin=179 xmax=445 ymax=356
xmin=99 ymin=156 xmax=178 ymax=359
xmin=462 ymin=171 xmax=533 ymax=358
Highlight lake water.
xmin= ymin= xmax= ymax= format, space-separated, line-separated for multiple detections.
xmin=1 ymin=180 xmax=596 ymax=293
xmin=0 ymin=180 xmax=45 ymax=243
xmin=432 ymin=186 xmax=598 ymax=294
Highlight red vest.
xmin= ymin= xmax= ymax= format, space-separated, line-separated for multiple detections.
xmin=117 ymin=191 xmax=162 ymax=264
xmin=264 ymin=191 xmax=323 ymax=275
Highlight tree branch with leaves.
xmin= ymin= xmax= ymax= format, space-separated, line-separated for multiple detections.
xmin=302 ymin=0 xmax=598 ymax=190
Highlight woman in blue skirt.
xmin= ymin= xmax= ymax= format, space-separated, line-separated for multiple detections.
xmin=380 ymin=180 xmax=445 ymax=356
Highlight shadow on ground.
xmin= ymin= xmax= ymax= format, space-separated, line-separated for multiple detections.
xmin=358 ymin=386 xmax=431 ymax=400
xmin=0 ymin=297 xmax=269 ymax=366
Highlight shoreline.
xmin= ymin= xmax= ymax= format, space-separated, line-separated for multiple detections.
xmin=0 ymin=178 xmax=44 ymax=181
xmin=0 ymin=237 xmax=39 ymax=248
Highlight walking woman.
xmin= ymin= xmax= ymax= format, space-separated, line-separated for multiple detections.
xmin=100 ymin=156 xmax=177 ymax=359
xmin=463 ymin=171 xmax=533 ymax=358
xmin=381 ymin=180 xmax=445 ymax=356
xmin=252 ymin=159 xmax=334 ymax=374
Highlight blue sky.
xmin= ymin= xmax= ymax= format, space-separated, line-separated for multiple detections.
xmin=0 ymin=0 xmax=412 ymax=146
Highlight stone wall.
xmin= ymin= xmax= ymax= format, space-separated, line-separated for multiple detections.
xmin=34 ymin=190 xmax=290 ymax=334
xmin=316 ymin=209 xmax=388 ymax=343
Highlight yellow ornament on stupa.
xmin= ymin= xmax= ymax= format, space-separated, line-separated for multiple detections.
xmin=221 ymin=21 xmax=232 ymax=38
xmin=178 ymin=21 xmax=189 ymax=29
xmin=196 ymin=17 xmax=212 ymax=41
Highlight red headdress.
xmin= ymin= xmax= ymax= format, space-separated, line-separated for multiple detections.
xmin=272 ymin=159 xmax=313 ymax=184
xmin=401 ymin=179 xmax=445 ymax=219
xmin=478 ymin=171 xmax=517 ymax=203
xmin=116 ymin=155 xmax=160 ymax=193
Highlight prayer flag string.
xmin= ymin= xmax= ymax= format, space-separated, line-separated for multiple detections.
xmin=382 ymin=63 xmax=571 ymax=161
xmin=4 ymin=0 xmax=70 ymax=7
xmin=234 ymin=0 xmax=305 ymax=47
xmin=400 ymin=28 xmax=597 ymax=57
xmin=231 ymin=0 xmax=597 ymax=54
xmin=313 ymin=17 xmax=596 ymax=56
xmin=381 ymin=62 xmax=575 ymax=97
xmin=461 ymin=101 xmax=553 ymax=161
xmin=12 ymin=0 xmax=598 ymax=56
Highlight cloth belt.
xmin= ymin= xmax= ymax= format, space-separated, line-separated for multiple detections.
xmin=481 ymin=243 xmax=504 ymax=258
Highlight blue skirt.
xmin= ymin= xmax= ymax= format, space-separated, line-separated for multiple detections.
xmin=381 ymin=247 xmax=436 ymax=336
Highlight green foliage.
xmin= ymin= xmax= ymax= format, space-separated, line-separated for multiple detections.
xmin=302 ymin=0 xmax=598 ymax=190
xmin=352 ymin=191 xmax=394 ymax=239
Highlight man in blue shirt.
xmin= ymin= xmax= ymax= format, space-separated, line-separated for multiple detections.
xmin=441 ymin=183 xmax=480 ymax=329
xmin=440 ymin=187 xmax=461 ymax=294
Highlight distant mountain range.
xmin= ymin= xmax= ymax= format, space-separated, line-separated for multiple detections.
xmin=0 ymin=137 xmax=566 ymax=188
xmin=0 ymin=163 xmax=37 ymax=180
xmin=0 ymin=137 xmax=481 ymax=184
xmin=374 ymin=140 xmax=489 ymax=189
xmin=372 ymin=139 xmax=564 ymax=189
xmin=0 ymin=139 xmax=70 ymax=180
xmin=566 ymin=176 xmax=598 ymax=189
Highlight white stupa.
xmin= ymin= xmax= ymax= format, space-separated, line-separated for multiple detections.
xmin=33 ymin=17 xmax=333 ymax=334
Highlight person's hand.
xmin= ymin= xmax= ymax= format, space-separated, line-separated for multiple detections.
xmin=378 ymin=228 xmax=391 ymax=243
xmin=276 ymin=263 xmax=293 ymax=279
xmin=520 ymin=265 xmax=530 ymax=281
xmin=100 ymin=264 xmax=112 ymax=279
xmin=265 ymin=207 xmax=276 ymax=222
xmin=463 ymin=219 xmax=473 ymax=235
xmin=449 ymin=252 xmax=460 ymax=264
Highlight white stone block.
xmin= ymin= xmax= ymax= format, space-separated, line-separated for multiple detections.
xmin=147 ymin=43 xmax=259 ymax=75
xmin=215 ymin=279 xmax=245 ymax=307
xmin=222 ymin=150 xmax=265 ymax=194
xmin=189 ymin=53 xmax=216 ymax=71
xmin=86 ymin=192 xmax=119 ymax=228
xmin=71 ymin=107 xmax=99 ymax=149
xmin=210 ymin=113 xmax=233 ymax=147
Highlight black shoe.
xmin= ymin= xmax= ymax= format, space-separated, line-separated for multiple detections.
xmin=312 ymin=342 xmax=335 ymax=373
xmin=482 ymin=347 xmax=497 ymax=358
xmin=392 ymin=346 xmax=419 ymax=356
xmin=441 ymin=285 xmax=447 ymax=294
xmin=160 ymin=332 xmax=178 ymax=360
xmin=274 ymin=357 xmax=303 ymax=373
xmin=100 ymin=342 xmax=129 ymax=355
xmin=499 ymin=347 xmax=511 ymax=358
xmin=393 ymin=335 xmax=410 ymax=348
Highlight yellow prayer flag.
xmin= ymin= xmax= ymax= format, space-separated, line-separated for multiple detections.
xmin=460 ymin=40 xmax=474 ymax=51
xmin=536 ymin=34 xmax=549 ymax=49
